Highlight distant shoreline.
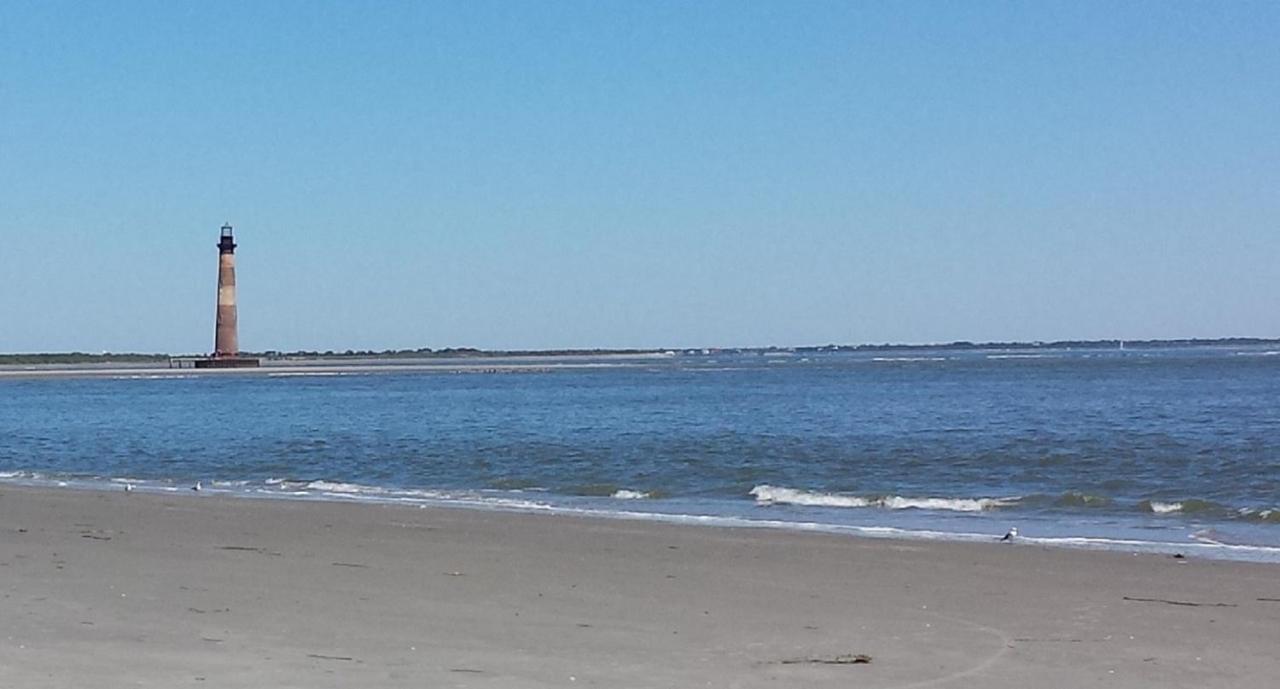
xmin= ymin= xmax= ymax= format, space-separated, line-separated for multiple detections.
xmin=0 ymin=358 xmax=650 ymax=379
xmin=3 ymin=336 xmax=1278 ymax=367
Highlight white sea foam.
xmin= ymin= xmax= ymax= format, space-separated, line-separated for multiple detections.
xmin=1148 ymin=501 xmax=1183 ymax=514
xmin=1191 ymin=529 xmax=1224 ymax=545
xmin=1237 ymin=507 xmax=1279 ymax=522
xmin=110 ymin=374 xmax=199 ymax=380
xmin=271 ymin=480 xmax=559 ymax=513
xmin=750 ymin=485 xmax=873 ymax=508
xmin=878 ymin=495 xmax=1018 ymax=512
xmin=749 ymin=485 xmax=1017 ymax=512
xmin=266 ymin=371 xmax=355 ymax=378
xmin=611 ymin=490 xmax=651 ymax=500
xmin=871 ymin=356 xmax=949 ymax=362
xmin=306 ymin=480 xmax=385 ymax=494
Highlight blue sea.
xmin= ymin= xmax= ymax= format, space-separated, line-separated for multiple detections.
xmin=2 ymin=346 xmax=1279 ymax=561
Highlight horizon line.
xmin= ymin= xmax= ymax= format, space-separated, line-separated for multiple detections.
xmin=4 ymin=336 xmax=1280 ymax=360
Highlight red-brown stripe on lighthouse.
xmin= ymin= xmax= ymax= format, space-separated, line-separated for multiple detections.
xmin=214 ymin=223 xmax=239 ymax=357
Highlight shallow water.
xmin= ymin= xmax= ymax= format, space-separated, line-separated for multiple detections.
xmin=2 ymin=346 xmax=1278 ymax=560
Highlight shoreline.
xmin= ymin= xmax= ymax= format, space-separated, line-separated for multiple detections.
xmin=0 ymin=352 xmax=676 ymax=380
xmin=4 ymin=476 xmax=1279 ymax=565
xmin=2 ymin=484 xmax=1277 ymax=687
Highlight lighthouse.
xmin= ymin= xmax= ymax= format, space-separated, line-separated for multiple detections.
xmin=196 ymin=223 xmax=259 ymax=368
xmin=214 ymin=223 xmax=239 ymax=356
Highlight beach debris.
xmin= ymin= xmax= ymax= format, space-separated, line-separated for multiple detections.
xmin=1000 ymin=526 xmax=1018 ymax=542
xmin=445 ymin=571 xmax=466 ymax=577
xmin=778 ymin=653 xmax=873 ymax=665
xmin=307 ymin=653 xmax=355 ymax=662
xmin=1256 ymin=597 xmax=1280 ymax=603
xmin=450 ymin=668 xmax=484 ymax=674
xmin=217 ymin=545 xmax=282 ymax=556
xmin=331 ymin=562 xmax=369 ymax=568
xmin=1014 ymin=637 xmax=1102 ymax=643
xmin=1122 ymin=596 xmax=1237 ymax=608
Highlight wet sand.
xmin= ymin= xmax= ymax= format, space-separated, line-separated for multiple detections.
xmin=1 ymin=485 xmax=1276 ymax=687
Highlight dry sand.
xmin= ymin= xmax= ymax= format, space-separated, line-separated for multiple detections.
xmin=1 ymin=485 xmax=1276 ymax=688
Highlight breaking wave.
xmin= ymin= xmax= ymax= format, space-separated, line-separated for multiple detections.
xmin=749 ymin=485 xmax=1019 ymax=512
xmin=1139 ymin=499 xmax=1224 ymax=516
xmin=306 ymin=480 xmax=382 ymax=494
xmin=611 ymin=490 xmax=652 ymax=500
xmin=1239 ymin=507 xmax=1280 ymax=524
xmin=1052 ymin=492 xmax=1112 ymax=508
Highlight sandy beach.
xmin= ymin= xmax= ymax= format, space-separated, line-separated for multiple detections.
xmin=0 ymin=486 xmax=1276 ymax=688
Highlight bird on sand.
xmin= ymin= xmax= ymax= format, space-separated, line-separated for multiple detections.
xmin=124 ymin=483 xmax=134 ymax=492
xmin=192 ymin=481 xmax=202 ymax=492
xmin=1000 ymin=527 xmax=1018 ymax=542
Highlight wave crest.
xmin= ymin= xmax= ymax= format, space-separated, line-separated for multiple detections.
xmin=1140 ymin=499 xmax=1222 ymax=515
xmin=307 ymin=480 xmax=385 ymax=494
xmin=749 ymin=485 xmax=1018 ymax=512
xmin=1238 ymin=507 xmax=1280 ymax=524
xmin=1054 ymin=492 xmax=1113 ymax=508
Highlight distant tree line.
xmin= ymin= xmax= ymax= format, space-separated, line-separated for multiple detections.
xmin=4 ymin=338 xmax=1277 ymax=366
xmin=247 ymin=347 xmax=662 ymax=360
xmin=0 ymin=352 xmax=170 ymax=365
xmin=789 ymin=337 xmax=1280 ymax=353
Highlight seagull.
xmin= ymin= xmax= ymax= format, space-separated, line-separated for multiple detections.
xmin=192 ymin=481 xmax=202 ymax=492
xmin=124 ymin=483 xmax=135 ymax=492
xmin=1000 ymin=526 xmax=1018 ymax=542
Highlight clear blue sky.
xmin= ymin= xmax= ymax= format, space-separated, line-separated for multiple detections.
xmin=2 ymin=1 xmax=1277 ymax=353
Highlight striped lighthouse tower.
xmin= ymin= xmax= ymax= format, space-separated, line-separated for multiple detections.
xmin=197 ymin=223 xmax=258 ymax=368
xmin=214 ymin=223 xmax=239 ymax=357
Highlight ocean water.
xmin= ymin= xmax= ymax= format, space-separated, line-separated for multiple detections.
xmin=2 ymin=346 xmax=1279 ymax=561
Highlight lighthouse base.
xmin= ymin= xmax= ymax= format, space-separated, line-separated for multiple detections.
xmin=194 ymin=357 xmax=261 ymax=369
